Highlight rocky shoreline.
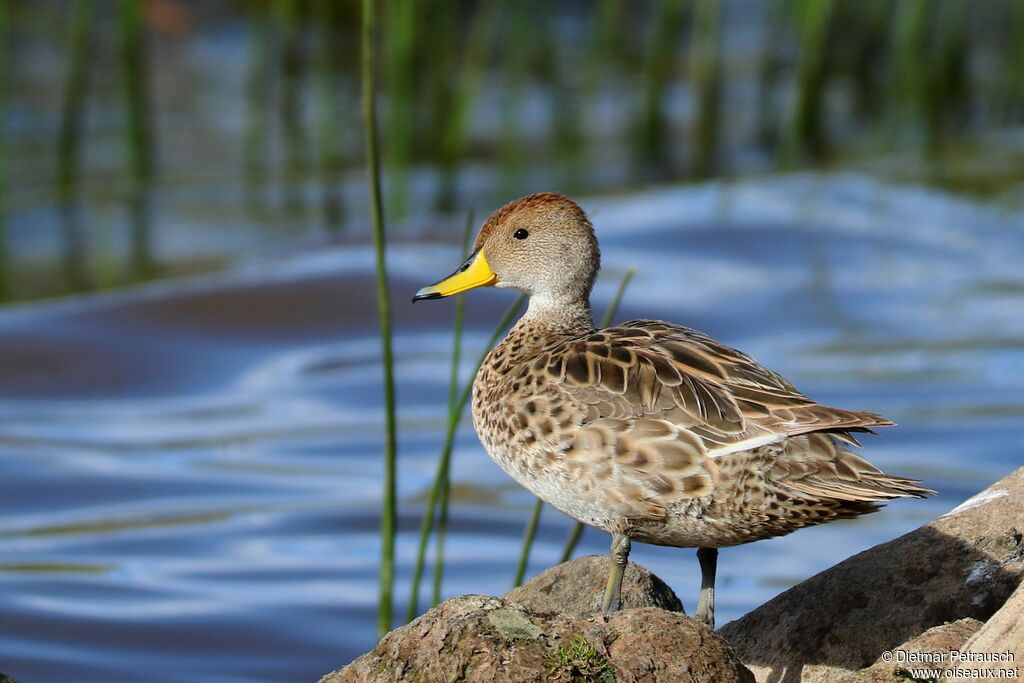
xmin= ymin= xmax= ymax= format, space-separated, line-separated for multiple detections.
xmin=324 ymin=467 xmax=1024 ymax=682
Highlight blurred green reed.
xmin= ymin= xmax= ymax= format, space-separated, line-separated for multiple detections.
xmin=278 ymin=0 xmax=308 ymax=218
xmin=1005 ymin=2 xmax=1024 ymax=122
xmin=361 ymin=0 xmax=399 ymax=640
xmin=406 ymin=292 xmax=527 ymax=622
xmin=313 ymin=0 xmax=345 ymax=231
xmin=0 ymin=0 xmax=9 ymax=301
xmin=422 ymin=0 xmax=459 ymax=211
xmin=56 ymin=0 xmax=95 ymax=292
xmin=498 ymin=0 xmax=538 ymax=198
xmin=244 ymin=12 xmax=274 ymax=213
xmin=513 ymin=267 xmax=635 ymax=587
xmin=584 ymin=0 xmax=633 ymax=79
xmin=689 ymin=0 xmax=721 ymax=178
xmin=118 ymin=0 xmax=155 ymax=279
xmin=384 ymin=0 xmax=416 ymax=219
xmin=534 ymin=3 xmax=585 ymax=193
xmin=435 ymin=0 xmax=501 ymax=212
xmin=781 ymin=0 xmax=833 ymax=167
xmin=756 ymin=0 xmax=786 ymax=152
xmin=0 ymin=0 xmax=1018 ymax=307
xmin=920 ymin=0 xmax=969 ymax=157
xmin=887 ymin=0 xmax=969 ymax=158
xmin=635 ymin=0 xmax=686 ymax=176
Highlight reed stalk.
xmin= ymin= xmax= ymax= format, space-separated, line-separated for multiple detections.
xmin=782 ymin=0 xmax=834 ymax=168
xmin=584 ymin=0 xmax=629 ymax=80
xmin=512 ymin=499 xmax=542 ymax=587
xmin=57 ymin=0 xmax=95 ymax=292
xmin=243 ymin=11 xmax=273 ymax=213
xmin=1003 ymin=2 xmax=1024 ymax=122
xmin=922 ymin=0 xmax=969 ymax=156
xmin=889 ymin=0 xmax=926 ymax=145
xmin=384 ymin=0 xmax=416 ymax=219
xmin=539 ymin=4 xmax=585 ymax=192
xmin=835 ymin=0 xmax=888 ymax=124
xmin=362 ymin=0 xmax=398 ymax=640
xmin=756 ymin=0 xmax=785 ymax=151
xmin=313 ymin=0 xmax=344 ymax=232
xmin=515 ymin=267 xmax=635 ymax=580
xmin=405 ymin=292 xmax=527 ymax=622
xmin=498 ymin=0 xmax=535 ymax=197
xmin=279 ymin=0 xmax=307 ymax=218
xmin=430 ymin=211 xmax=474 ymax=607
xmin=690 ymin=0 xmax=721 ymax=179
xmin=119 ymin=0 xmax=155 ymax=279
xmin=634 ymin=0 xmax=686 ymax=176
xmin=436 ymin=0 xmax=501 ymax=211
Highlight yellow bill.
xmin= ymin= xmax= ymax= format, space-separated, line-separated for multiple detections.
xmin=412 ymin=249 xmax=498 ymax=302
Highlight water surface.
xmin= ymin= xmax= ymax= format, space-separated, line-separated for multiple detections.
xmin=1 ymin=174 xmax=1022 ymax=682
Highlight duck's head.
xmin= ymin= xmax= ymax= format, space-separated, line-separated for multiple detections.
xmin=413 ymin=192 xmax=600 ymax=305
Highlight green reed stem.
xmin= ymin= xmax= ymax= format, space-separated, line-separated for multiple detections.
xmin=558 ymin=522 xmax=586 ymax=564
xmin=782 ymin=0 xmax=834 ymax=168
xmin=436 ymin=0 xmax=500 ymax=211
xmin=1003 ymin=1 xmax=1024 ymax=121
xmin=363 ymin=0 xmax=398 ymax=641
xmin=119 ymin=0 xmax=155 ymax=279
xmin=690 ymin=0 xmax=721 ymax=178
xmin=384 ymin=0 xmax=416 ymax=219
xmin=512 ymin=498 xmax=542 ymax=587
xmin=278 ymin=0 xmax=307 ymax=218
xmin=57 ymin=0 xmax=95 ymax=292
xmin=313 ymin=0 xmax=344 ymax=232
xmin=119 ymin=0 xmax=153 ymax=191
xmin=430 ymin=211 xmax=474 ymax=607
xmin=243 ymin=11 xmax=273 ymax=212
xmin=405 ymin=292 xmax=527 ymax=622
xmin=514 ymin=267 xmax=636 ymax=580
xmin=58 ymin=0 xmax=94 ymax=194
xmin=635 ymin=0 xmax=686 ymax=174
xmin=497 ymin=0 xmax=535 ymax=196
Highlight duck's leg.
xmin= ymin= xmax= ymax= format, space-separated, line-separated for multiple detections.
xmin=694 ymin=547 xmax=718 ymax=627
xmin=600 ymin=532 xmax=631 ymax=615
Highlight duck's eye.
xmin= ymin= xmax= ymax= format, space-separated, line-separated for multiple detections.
xmin=513 ymin=228 xmax=529 ymax=240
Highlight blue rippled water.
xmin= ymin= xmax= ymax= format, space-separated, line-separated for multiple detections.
xmin=1 ymin=175 xmax=1022 ymax=682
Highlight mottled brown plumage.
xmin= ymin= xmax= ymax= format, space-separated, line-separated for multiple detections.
xmin=416 ymin=192 xmax=933 ymax=625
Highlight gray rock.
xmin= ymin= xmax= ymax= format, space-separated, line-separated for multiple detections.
xmin=321 ymin=595 xmax=751 ymax=683
xmin=504 ymin=555 xmax=684 ymax=616
xmin=838 ymin=618 xmax=983 ymax=683
xmin=719 ymin=466 xmax=1024 ymax=683
xmin=945 ymin=581 xmax=1024 ymax=679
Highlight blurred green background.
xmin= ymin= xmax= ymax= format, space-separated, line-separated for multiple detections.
xmin=3 ymin=0 xmax=1023 ymax=304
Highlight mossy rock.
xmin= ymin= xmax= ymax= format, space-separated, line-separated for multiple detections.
xmin=321 ymin=591 xmax=752 ymax=683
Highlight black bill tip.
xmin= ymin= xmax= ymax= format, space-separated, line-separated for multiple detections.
xmin=412 ymin=290 xmax=443 ymax=303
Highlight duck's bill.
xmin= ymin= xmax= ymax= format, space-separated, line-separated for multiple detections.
xmin=412 ymin=249 xmax=498 ymax=302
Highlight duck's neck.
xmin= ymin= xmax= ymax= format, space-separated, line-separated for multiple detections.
xmin=518 ymin=292 xmax=595 ymax=337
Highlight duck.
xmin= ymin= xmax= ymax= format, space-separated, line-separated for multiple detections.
xmin=413 ymin=192 xmax=933 ymax=627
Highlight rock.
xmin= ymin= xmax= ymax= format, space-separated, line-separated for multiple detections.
xmin=946 ymin=581 xmax=1024 ymax=678
xmin=837 ymin=618 xmax=983 ymax=683
xmin=719 ymin=466 xmax=1024 ymax=683
xmin=321 ymin=595 xmax=752 ymax=683
xmin=504 ymin=555 xmax=684 ymax=616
